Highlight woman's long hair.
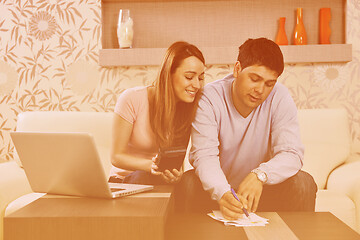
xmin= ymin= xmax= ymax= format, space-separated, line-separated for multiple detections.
xmin=149 ymin=41 xmax=205 ymax=148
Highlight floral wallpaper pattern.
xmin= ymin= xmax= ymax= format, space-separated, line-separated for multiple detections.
xmin=0 ymin=0 xmax=359 ymax=162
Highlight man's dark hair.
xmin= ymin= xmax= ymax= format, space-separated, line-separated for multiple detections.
xmin=237 ymin=38 xmax=284 ymax=76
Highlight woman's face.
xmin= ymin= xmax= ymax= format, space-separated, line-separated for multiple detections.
xmin=172 ymin=56 xmax=205 ymax=103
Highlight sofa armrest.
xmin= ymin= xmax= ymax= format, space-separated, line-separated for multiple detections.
xmin=327 ymin=159 xmax=360 ymax=233
xmin=0 ymin=161 xmax=32 ymax=240
xmin=346 ymin=153 xmax=360 ymax=164
xmin=351 ymin=187 xmax=360 ymax=233
xmin=327 ymin=158 xmax=360 ymax=195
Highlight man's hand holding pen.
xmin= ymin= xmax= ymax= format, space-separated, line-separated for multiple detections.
xmin=219 ymin=172 xmax=264 ymax=220
xmin=218 ymin=190 xmax=248 ymax=220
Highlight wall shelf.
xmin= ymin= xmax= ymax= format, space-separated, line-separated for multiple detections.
xmin=100 ymin=0 xmax=351 ymax=67
xmin=99 ymin=44 xmax=352 ymax=66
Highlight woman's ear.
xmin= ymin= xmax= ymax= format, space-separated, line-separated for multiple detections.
xmin=233 ymin=61 xmax=242 ymax=78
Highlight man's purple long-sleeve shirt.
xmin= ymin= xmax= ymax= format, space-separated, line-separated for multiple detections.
xmin=190 ymin=74 xmax=304 ymax=201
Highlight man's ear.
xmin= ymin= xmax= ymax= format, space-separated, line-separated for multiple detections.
xmin=233 ymin=61 xmax=242 ymax=78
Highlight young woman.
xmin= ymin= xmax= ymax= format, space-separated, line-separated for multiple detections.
xmin=110 ymin=41 xmax=205 ymax=184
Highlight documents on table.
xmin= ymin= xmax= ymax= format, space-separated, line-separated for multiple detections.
xmin=208 ymin=210 xmax=269 ymax=227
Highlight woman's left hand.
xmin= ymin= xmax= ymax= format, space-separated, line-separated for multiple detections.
xmin=161 ymin=168 xmax=183 ymax=184
xmin=150 ymin=154 xmax=162 ymax=176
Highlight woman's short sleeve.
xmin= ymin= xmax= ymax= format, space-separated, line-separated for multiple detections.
xmin=114 ymin=88 xmax=138 ymax=124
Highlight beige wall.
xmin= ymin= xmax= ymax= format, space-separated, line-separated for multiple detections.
xmin=0 ymin=0 xmax=359 ymax=162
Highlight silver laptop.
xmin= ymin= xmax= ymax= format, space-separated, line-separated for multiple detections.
xmin=10 ymin=131 xmax=154 ymax=198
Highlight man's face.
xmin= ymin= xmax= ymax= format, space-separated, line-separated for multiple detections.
xmin=232 ymin=62 xmax=279 ymax=117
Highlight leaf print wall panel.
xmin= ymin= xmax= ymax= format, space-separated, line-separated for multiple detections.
xmin=0 ymin=0 xmax=360 ymax=162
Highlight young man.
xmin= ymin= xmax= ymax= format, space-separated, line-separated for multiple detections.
xmin=176 ymin=38 xmax=317 ymax=219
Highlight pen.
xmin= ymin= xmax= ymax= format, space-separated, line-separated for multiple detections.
xmin=231 ymin=188 xmax=250 ymax=218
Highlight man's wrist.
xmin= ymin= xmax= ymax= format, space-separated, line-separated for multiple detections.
xmin=251 ymin=168 xmax=268 ymax=184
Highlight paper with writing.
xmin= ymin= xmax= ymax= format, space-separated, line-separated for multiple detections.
xmin=208 ymin=210 xmax=269 ymax=227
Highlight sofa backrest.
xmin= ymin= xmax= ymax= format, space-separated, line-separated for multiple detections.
xmin=14 ymin=109 xmax=351 ymax=189
xmin=14 ymin=111 xmax=114 ymax=176
xmin=298 ymin=108 xmax=351 ymax=189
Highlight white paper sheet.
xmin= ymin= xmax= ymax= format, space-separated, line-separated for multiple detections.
xmin=208 ymin=210 xmax=269 ymax=227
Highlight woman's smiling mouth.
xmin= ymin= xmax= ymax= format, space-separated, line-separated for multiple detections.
xmin=185 ymin=89 xmax=197 ymax=97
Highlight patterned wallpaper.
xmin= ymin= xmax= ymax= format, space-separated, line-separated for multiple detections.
xmin=0 ymin=0 xmax=359 ymax=162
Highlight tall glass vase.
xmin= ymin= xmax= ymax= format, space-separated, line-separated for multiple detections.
xmin=293 ymin=8 xmax=307 ymax=45
xmin=275 ymin=17 xmax=288 ymax=45
xmin=319 ymin=8 xmax=331 ymax=44
xmin=117 ymin=9 xmax=133 ymax=48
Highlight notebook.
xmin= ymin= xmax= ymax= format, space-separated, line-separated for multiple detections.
xmin=10 ymin=131 xmax=154 ymax=199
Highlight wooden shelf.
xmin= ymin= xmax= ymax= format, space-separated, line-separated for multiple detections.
xmin=100 ymin=0 xmax=351 ymax=67
xmin=99 ymin=44 xmax=352 ymax=66
xmin=280 ymin=44 xmax=351 ymax=64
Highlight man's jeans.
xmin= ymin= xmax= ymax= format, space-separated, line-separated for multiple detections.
xmin=174 ymin=170 xmax=318 ymax=213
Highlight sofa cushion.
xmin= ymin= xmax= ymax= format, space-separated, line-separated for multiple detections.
xmin=0 ymin=161 xmax=32 ymax=240
xmin=5 ymin=192 xmax=45 ymax=217
xmin=298 ymin=109 xmax=350 ymax=189
xmin=302 ymin=143 xmax=349 ymax=190
xmin=0 ymin=162 xmax=32 ymax=212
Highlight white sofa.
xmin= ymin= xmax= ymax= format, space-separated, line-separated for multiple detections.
xmin=0 ymin=109 xmax=360 ymax=240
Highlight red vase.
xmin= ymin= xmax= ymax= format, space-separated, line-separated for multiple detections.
xmin=293 ymin=8 xmax=307 ymax=45
xmin=275 ymin=17 xmax=288 ymax=45
xmin=319 ymin=8 xmax=331 ymax=44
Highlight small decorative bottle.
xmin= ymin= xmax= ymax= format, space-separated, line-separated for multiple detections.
xmin=117 ymin=9 xmax=133 ymax=48
xmin=275 ymin=17 xmax=288 ymax=45
xmin=319 ymin=8 xmax=331 ymax=44
xmin=293 ymin=8 xmax=307 ymax=45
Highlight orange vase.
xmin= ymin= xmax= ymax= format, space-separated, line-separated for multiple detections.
xmin=319 ymin=8 xmax=331 ymax=44
xmin=293 ymin=8 xmax=307 ymax=45
xmin=275 ymin=17 xmax=288 ymax=45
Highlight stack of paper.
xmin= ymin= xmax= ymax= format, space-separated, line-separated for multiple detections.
xmin=208 ymin=210 xmax=269 ymax=227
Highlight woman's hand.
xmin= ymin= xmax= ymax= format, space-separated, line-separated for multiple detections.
xmin=150 ymin=154 xmax=183 ymax=183
xmin=161 ymin=168 xmax=183 ymax=184
xmin=150 ymin=155 xmax=162 ymax=176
